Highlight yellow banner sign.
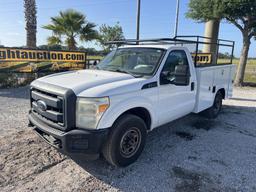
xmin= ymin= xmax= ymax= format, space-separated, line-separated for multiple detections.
xmin=0 ymin=48 xmax=86 ymax=63
xmin=191 ymin=53 xmax=212 ymax=64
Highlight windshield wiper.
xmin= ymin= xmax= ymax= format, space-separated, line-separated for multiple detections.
xmin=114 ymin=69 xmax=143 ymax=78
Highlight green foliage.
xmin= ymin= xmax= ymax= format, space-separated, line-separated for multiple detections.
xmin=220 ymin=0 xmax=256 ymax=21
xmin=37 ymin=44 xmax=64 ymax=50
xmin=187 ymin=0 xmax=256 ymax=22
xmin=218 ymin=52 xmax=232 ymax=59
xmin=187 ymin=0 xmax=223 ymax=21
xmin=187 ymin=0 xmax=256 ymax=37
xmin=43 ymin=9 xmax=98 ymax=50
xmin=47 ymin=36 xmax=62 ymax=46
xmin=97 ymin=23 xmax=125 ymax=52
xmin=80 ymin=23 xmax=98 ymax=41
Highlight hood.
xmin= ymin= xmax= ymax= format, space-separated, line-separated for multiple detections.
xmin=35 ymin=69 xmax=139 ymax=95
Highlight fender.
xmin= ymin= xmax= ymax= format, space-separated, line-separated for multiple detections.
xmin=97 ymin=95 xmax=157 ymax=130
xmin=210 ymin=86 xmax=226 ymax=106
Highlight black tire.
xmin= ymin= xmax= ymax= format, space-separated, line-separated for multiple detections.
xmin=201 ymin=91 xmax=223 ymax=119
xmin=102 ymin=114 xmax=147 ymax=167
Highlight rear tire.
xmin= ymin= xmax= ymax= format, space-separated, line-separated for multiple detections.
xmin=102 ymin=114 xmax=147 ymax=167
xmin=201 ymin=91 xmax=223 ymax=119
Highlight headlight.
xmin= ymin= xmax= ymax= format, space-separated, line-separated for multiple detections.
xmin=76 ymin=97 xmax=109 ymax=129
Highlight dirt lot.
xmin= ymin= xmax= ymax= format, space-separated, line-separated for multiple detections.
xmin=0 ymin=86 xmax=256 ymax=192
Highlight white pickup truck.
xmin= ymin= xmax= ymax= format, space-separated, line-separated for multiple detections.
xmin=28 ymin=37 xmax=236 ymax=167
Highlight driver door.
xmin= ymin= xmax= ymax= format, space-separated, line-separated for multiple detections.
xmin=157 ymin=50 xmax=196 ymax=125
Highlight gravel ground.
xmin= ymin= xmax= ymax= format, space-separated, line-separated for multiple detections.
xmin=0 ymin=86 xmax=256 ymax=192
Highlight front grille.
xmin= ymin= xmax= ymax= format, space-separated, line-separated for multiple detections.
xmin=31 ymin=87 xmax=65 ymax=127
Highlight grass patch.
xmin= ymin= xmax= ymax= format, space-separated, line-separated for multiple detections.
xmin=244 ymin=73 xmax=256 ymax=83
xmin=219 ymin=59 xmax=256 ymax=84
xmin=87 ymin=55 xmax=103 ymax=60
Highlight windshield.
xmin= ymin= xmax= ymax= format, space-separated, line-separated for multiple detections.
xmin=97 ymin=48 xmax=165 ymax=76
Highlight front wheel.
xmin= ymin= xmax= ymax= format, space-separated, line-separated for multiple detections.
xmin=201 ymin=91 xmax=223 ymax=119
xmin=102 ymin=114 xmax=147 ymax=167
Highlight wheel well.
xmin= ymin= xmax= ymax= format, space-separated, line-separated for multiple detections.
xmin=218 ymin=88 xmax=225 ymax=99
xmin=121 ymin=107 xmax=151 ymax=130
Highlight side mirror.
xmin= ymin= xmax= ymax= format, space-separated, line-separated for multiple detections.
xmin=160 ymin=71 xmax=171 ymax=85
xmin=173 ymin=65 xmax=190 ymax=86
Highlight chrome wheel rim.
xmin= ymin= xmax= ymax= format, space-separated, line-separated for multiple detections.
xmin=120 ymin=127 xmax=141 ymax=158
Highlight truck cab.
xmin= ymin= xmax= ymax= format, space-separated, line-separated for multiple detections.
xmin=29 ymin=37 xmax=236 ymax=167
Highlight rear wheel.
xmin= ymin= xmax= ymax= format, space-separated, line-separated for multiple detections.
xmin=102 ymin=114 xmax=147 ymax=167
xmin=201 ymin=91 xmax=223 ymax=119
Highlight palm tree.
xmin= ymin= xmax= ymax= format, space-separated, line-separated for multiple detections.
xmin=43 ymin=9 xmax=98 ymax=50
xmin=24 ymin=0 xmax=37 ymax=48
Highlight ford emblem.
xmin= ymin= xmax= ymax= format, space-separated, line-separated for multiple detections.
xmin=37 ymin=100 xmax=47 ymax=111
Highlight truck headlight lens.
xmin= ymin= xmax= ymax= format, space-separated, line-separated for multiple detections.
xmin=76 ymin=97 xmax=109 ymax=129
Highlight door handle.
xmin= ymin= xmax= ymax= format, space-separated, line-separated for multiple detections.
xmin=191 ymin=82 xmax=195 ymax=91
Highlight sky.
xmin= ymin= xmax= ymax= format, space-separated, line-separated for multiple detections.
xmin=0 ymin=0 xmax=255 ymax=57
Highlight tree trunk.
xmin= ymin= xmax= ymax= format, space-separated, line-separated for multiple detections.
xmin=24 ymin=0 xmax=37 ymax=48
xmin=234 ymin=35 xmax=250 ymax=86
xmin=26 ymin=29 xmax=37 ymax=48
xmin=203 ymin=20 xmax=220 ymax=64
xmin=67 ymin=36 xmax=76 ymax=50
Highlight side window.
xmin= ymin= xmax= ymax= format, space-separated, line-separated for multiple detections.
xmin=160 ymin=50 xmax=189 ymax=85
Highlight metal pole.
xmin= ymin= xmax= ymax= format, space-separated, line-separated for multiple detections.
xmin=136 ymin=0 xmax=141 ymax=42
xmin=174 ymin=0 xmax=180 ymax=37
